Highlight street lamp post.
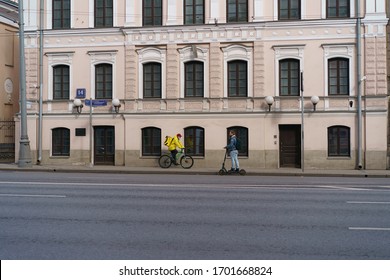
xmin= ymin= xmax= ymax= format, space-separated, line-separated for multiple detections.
xmin=300 ymin=71 xmax=304 ymax=172
xmin=18 ymin=0 xmax=32 ymax=167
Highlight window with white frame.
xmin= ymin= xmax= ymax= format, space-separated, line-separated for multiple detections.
xmin=46 ymin=52 xmax=74 ymax=101
xmin=273 ymin=45 xmax=304 ymax=97
xmin=88 ymin=50 xmax=117 ymax=100
xmin=178 ymin=46 xmax=209 ymax=98
xmin=53 ymin=65 xmax=70 ymax=100
xmin=221 ymin=45 xmax=253 ymax=98
xmin=278 ymin=0 xmax=301 ymax=20
xmin=274 ymin=0 xmax=305 ymax=20
xmin=137 ymin=47 xmax=167 ymax=99
xmin=322 ymin=44 xmax=354 ymax=97
xmin=321 ymin=0 xmax=354 ymax=19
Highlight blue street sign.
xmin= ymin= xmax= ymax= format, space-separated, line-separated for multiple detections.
xmin=76 ymin=88 xmax=86 ymax=98
xmin=85 ymin=99 xmax=107 ymax=107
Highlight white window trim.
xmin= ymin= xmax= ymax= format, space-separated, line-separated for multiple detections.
xmin=87 ymin=51 xmax=118 ymax=100
xmin=273 ymin=45 xmax=305 ymax=97
xmin=221 ymin=45 xmax=253 ymax=98
xmin=47 ymin=0 xmax=75 ymax=29
xmin=274 ymin=0 xmax=306 ymax=20
xmin=46 ymin=52 xmax=74 ymax=112
xmin=178 ymin=46 xmax=209 ymax=99
xmin=89 ymin=0 xmax=117 ymax=28
xmin=136 ymin=47 xmax=167 ymax=99
xmin=322 ymin=44 xmax=355 ymax=98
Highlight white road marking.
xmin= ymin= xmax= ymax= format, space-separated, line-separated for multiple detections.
xmin=347 ymin=201 xmax=390 ymax=205
xmin=0 ymin=194 xmax=66 ymax=198
xmin=349 ymin=227 xmax=390 ymax=231
xmin=0 ymin=181 xmax=389 ymax=192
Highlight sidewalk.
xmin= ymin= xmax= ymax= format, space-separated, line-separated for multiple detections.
xmin=1 ymin=162 xmax=390 ymax=177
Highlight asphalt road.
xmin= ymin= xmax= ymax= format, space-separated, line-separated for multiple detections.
xmin=0 ymin=171 xmax=389 ymax=259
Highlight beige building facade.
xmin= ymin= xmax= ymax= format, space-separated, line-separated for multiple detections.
xmin=16 ymin=0 xmax=389 ymax=170
xmin=0 ymin=0 xmax=19 ymax=120
xmin=0 ymin=0 xmax=18 ymax=163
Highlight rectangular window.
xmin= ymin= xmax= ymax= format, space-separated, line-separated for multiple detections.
xmin=95 ymin=64 xmax=113 ymax=99
xmin=328 ymin=58 xmax=349 ymax=95
xmin=53 ymin=65 xmax=70 ymax=100
xmin=95 ymin=0 xmax=113 ymax=27
xmin=279 ymin=59 xmax=300 ymax=96
xmin=185 ymin=61 xmax=204 ymax=97
xmin=227 ymin=0 xmax=248 ymax=23
xmin=327 ymin=0 xmax=350 ymax=18
xmin=184 ymin=0 xmax=204 ymax=25
xmin=228 ymin=60 xmax=247 ymax=97
xmin=143 ymin=0 xmax=162 ymax=26
xmin=53 ymin=0 xmax=71 ymax=29
xmin=143 ymin=63 xmax=162 ymax=98
xmin=52 ymin=128 xmax=70 ymax=156
xmin=279 ymin=0 xmax=301 ymax=20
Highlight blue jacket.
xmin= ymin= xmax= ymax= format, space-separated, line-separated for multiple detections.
xmin=226 ymin=136 xmax=237 ymax=152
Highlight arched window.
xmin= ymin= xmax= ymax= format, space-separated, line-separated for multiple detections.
xmin=227 ymin=126 xmax=248 ymax=156
xmin=184 ymin=126 xmax=204 ymax=156
xmin=142 ymin=127 xmax=161 ymax=156
xmin=52 ymin=127 xmax=70 ymax=156
xmin=228 ymin=60 xmax=247 ymax=97
xmin=328 ymin=126 xmax=350 ymax=157
xmin=53 ymin=65 xmax=70 ymax=100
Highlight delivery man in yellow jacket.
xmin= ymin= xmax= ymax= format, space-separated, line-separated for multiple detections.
xmin=168 ymin=133 xmax=185 ymax=165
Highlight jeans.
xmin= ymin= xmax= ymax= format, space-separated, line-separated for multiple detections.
xmin=230 ymin=150 xmax=239 ymax=169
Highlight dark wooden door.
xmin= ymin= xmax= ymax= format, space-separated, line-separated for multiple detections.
xmin=279 ymin=125 xmax=301 ymax=168
xmin=94 ymin=126 xmax=115 ymax=165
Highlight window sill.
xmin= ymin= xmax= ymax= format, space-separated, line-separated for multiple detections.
xmin=327 ymin=156 xmax=351 ymax=160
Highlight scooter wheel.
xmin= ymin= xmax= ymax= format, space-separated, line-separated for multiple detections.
xmin=239 ymin=169 xmax=246 ymax=175
xmin=218 ymin=169 xmax=226 ymax=175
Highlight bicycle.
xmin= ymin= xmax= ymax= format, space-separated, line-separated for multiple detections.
xmin=158 ymin=149 xmax=194 ymax=169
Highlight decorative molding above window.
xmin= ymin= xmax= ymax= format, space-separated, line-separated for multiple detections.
xmin=87 ymin=50 xmax=118 ymax=65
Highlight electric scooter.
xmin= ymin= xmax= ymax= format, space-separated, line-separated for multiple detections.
xmin=218 ymin=149 xmax=246 ymax=175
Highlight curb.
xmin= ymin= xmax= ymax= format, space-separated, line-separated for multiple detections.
xmin=1 ymin=165 xmax=390 ymax=178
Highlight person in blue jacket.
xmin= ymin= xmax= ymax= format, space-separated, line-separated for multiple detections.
xmin=224 ymin=130 xmax=240 ymax=172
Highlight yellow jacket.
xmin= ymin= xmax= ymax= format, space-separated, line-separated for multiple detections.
xmin=168 ymin=135 xmax=184 ymax=151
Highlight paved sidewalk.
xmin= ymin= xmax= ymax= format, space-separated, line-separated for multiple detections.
xmin=1 ymin=162 xmax=390 ymax=177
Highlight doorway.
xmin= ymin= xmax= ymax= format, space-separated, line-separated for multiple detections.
xmin=94 ymin=126 xmax=115 ymax=165
xmin=279 ymin=125 xmax=301 ymax=168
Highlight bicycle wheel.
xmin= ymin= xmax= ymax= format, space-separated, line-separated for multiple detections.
xmin=158 ymin=155 xmax=172 ymax=168
xmin=180 ymin=155 xmax=194 ymax=169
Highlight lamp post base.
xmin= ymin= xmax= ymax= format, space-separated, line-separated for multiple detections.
xmin=18 ymin=138 xmax=33 ymax=168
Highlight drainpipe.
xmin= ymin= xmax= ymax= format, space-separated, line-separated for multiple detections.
xmin=37 ymin=0 xmax=43 ymax=164
xmin=356 ymin=0 xmax=363 ymax=169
